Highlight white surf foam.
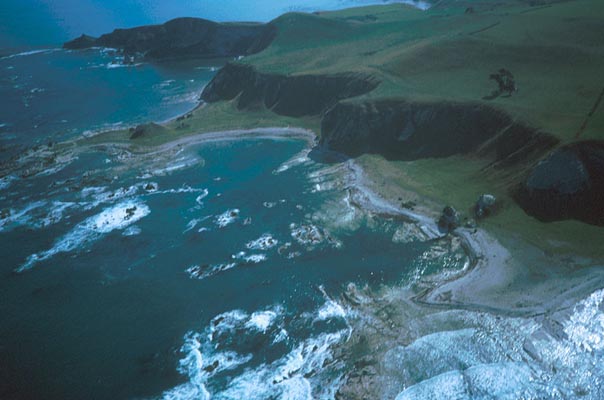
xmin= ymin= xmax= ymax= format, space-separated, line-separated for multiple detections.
xmin=34 ymin=201 xmax=77 ymax=229
xmin=245 ymin=234 xmax=278 ymax=251
xmin=263 ymin=201 xmax=277 ymax=209
xmin=17 ymin=199 xmax=150 ymax=272
xmin=315 ymin=299 xmax=348 ymax=322
xmin=216 ymin=331 xmax=345 ymax=400
xmin=0 ymin=48 xmax=59 ymax=60
xmin=186 ymin=263 xmax=237 ymax=281
xmin=245 ymin=310 xmax=279 ymax=333
xmin=232 ymin=252 xmax=267 ymax=264
xmin=163 ymin=302 xmax=346 ymax=400
xmin=195 ymin=189 xmax=209 ymax=205
xmin=290 ymin=223 xmax=341 ymax=250
xmin=155 ymin=185 xmax=207 ymax=196
xmin=0 ymin=200 xmax=46 ymax=232
xmin=215 ymin=209 xmax=240 ymax=228
xmin=106 ymin=62 xmax=144 ymax=69
xmin=274 ymin=148 xmax=312 ymax=174
xmin=151 ymin=156 xmax=202 ymax=176
xmin=183 ymin=217 xmax=211 ymax=234
xmin=122 ymin=226 xmax=142 ymax=236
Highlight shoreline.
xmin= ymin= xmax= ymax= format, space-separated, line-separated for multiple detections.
xmin=5 ymin=121 xmax=603 ymax=318
xmin=4 ymin=121 xmax=604 ymax=399
xmin=341 ymin=155 xmax=604 ymax=318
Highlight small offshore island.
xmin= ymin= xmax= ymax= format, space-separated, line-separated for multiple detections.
xmin=2 ymin=0 xmax=604 ymax=398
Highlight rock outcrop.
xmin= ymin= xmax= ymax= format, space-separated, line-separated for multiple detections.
xmin=129 ymin=123 xmax=169 ymax=140
xmin=200 ymin=63 xmax=380 ymax=117
xmin=475 ymin=194 xmax=497 ymax=219
xmin=64 ymin=18 xmax=276 ymax=60
xmin=320 ymin=99 xmax=558 ymax=163
xmin=64 ymin=34 xmax=96 ymax=49
xmin=438 ymin=206 xmax=460 ymax=233
xmin=516 ymin=140 xmax=604 ymax=225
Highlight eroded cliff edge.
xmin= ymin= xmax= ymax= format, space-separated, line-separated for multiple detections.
xmin=200 ymin=63 xmax=380 ymax=117
xmin=516 ymin=141 xmax=604 ymax=226
xmin=201 ymin=62 xmax=604 ymax=226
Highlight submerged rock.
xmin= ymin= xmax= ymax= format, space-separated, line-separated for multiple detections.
xmin=0 ymin=208 xmax=10 ymax=220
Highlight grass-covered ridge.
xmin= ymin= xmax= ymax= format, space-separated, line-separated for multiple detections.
xmin=244 ymin=0 xmax=604 ymax=142
xmin=84 ymin=0 xmax=604 ymax=256
xmin=92 ymin=0 xmax=604 ymax=146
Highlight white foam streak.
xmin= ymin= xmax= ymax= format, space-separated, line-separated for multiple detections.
xmin=186 ymin=263 xmax=236 ymax=281
xmin=0 ymin=48 xmax=59 ymax=60
xmin=245 ymin=233 xmax=278 ymax=251
xmin=0 ymin=201 xmax=46 ymax=232
xmin=215 ymin=209 xmax=239 ymax=228
xmin=245 ymin=310 xmax=278 ymax=333
xmin=183 ymin=217 xmax=210 ymax=234
xmin=17 ymin=200 xmax=150 ymax=272
xmin=195 ymin=189 xmax=209 ymax=205
xmin=316 ymin=299 xmax=347 ymax=322
xmin=232 ymin=252 xmax=267 ymax=264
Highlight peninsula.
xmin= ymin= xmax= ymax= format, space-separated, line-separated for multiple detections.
xmin=71 ymin=0 xmax=604 ymax=242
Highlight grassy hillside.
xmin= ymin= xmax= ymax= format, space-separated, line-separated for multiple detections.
xmin=94 ymin=0 xmax=604 ymax=146
xmin=245 ymin=0 xmax=604 ymax=142
xmin=86 ymin=0 xmax=604 ymax=256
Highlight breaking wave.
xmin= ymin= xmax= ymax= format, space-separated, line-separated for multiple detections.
xmin=17 ymin=199 xmax=150 ymax=272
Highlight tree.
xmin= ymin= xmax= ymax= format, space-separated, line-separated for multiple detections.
xmin=489 ymin=68 xmax=517 ymax=97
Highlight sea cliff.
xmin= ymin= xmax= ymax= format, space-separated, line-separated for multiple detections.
xmin=64 ymin=17 xmax=276 ymax=60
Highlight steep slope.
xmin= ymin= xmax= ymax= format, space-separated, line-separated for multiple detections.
xmin=200 ymin=63 xmax=380 ymax=117
xmin=319 ymin=99 xmax=558 ymax=163
xmin=516 ymin=141 xmax=604 ymax=225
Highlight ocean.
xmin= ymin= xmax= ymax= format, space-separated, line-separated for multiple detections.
xmin=0 ymin=22 xmax=452 ymax=398
xmin=0 ymin=48 xmax=219 ymax=162
xmin=1 ymin=128 xmax=456 ymax=398
xmin=2 ymin=1 xmax=604 ymax=399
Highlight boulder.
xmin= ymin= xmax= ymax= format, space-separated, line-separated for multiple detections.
xmin=475 ymin=194 xmax=497 ymax=219
xmin=438 ymin=206 xmax=460 ymax=233
xmin=516 ymin=140 xmax=604 ymax=225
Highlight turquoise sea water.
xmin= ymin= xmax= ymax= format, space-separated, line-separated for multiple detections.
xmin=2 ymin=2 xmax=604 ymax=399
xmin=0 ymin=43 xmax=460 ymax=397
xmin=0 ymin=48 xmax=219 ymax=161
xmin=0 ymin=134 xmax=460 ymax=398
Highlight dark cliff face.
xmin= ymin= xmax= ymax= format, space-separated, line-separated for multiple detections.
xmin=516 ymin=141 xmax=604 ymax=226
xmin=200 ymin=63 xmax=380 ymax=117
xmin=319 ymin=100 xmax=558 ymax=163
xmin=64 ymin=18 xmax=276 ymax=60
